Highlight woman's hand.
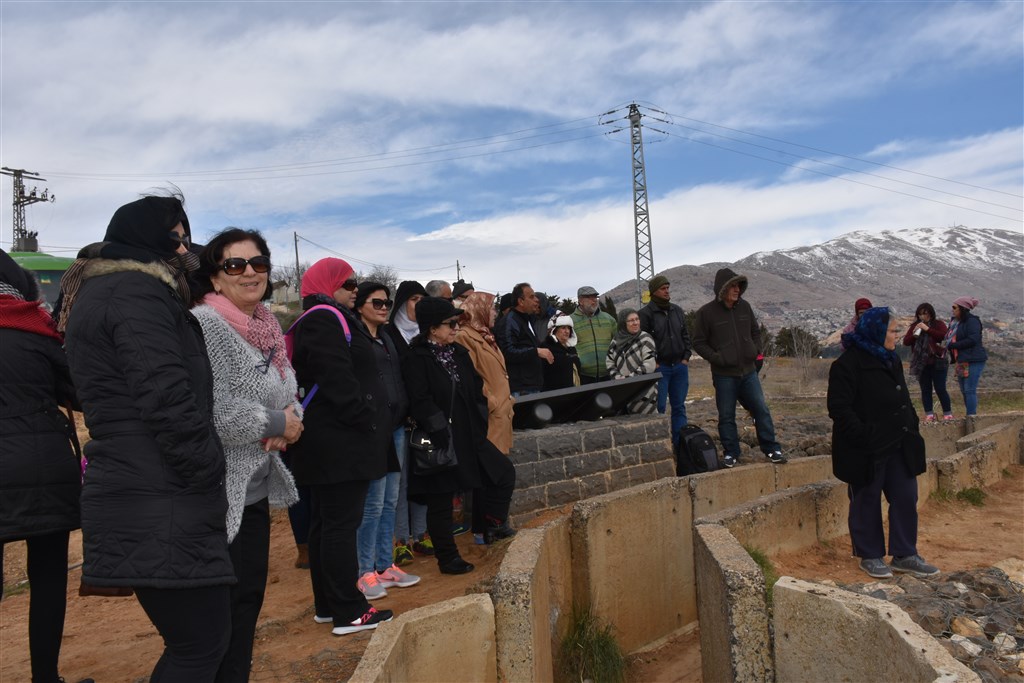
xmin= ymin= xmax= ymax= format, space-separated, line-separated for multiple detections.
xmin=915 ymin=322 xmax=929 ymax=332
xmin=283 ymin=411 xmax=304 ymax=444
xmin=263 ymin=436 xmax=289 ymax=452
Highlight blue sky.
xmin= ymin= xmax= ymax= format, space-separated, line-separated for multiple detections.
xmin=2 ymin=1 xmax=1021 ymax=299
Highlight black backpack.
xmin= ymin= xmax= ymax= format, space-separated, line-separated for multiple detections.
xmin=675 ymin=425 xmax=720 ymax=475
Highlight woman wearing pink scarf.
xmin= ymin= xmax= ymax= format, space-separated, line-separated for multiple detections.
xmin=192 ymin=228 xmax=302 ymax=681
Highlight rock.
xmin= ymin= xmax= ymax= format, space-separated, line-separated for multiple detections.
xmin=936 ymin=583 xmax=962 ymax=599
xmin=950 ymin=634 xmax=984 ymax=658
xmin=951 ymin=615 xmax=986 ymax=639
xmin=983 ymin=612 xmax=1016 ymax=636
xmin=993 ymin=632 xmax=1017 ymax=654
xmin=952 ymin=581 xmax=969 ymax=595
xmin=900 ymin=599 xmax=950 ymax=636
xmin=963 ymin=589 xmax=991 ymax=611
xmin=993 ymin=558 xmax=1024 ymax=585
xmin=895 ymin=574 xmax=933 ymax=596
xmin=973 ymin=657 xmax=1009 ymax=680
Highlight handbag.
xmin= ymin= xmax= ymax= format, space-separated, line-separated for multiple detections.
xmin=409 ymin=373 xmax=458 ymax=476
xmin=955 ymin=362 xmax=970 ymax=379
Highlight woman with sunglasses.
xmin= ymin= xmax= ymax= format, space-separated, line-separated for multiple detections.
xmin=945 ymin=297 xmax=988 ymax=416
xmin=191 ymin=228 xmax=302 ymax=680
xmin=352 ymin=282 xmax=421 ymax=600
xmin=63 ymin=194 xmax=235 ymax=681
xmin=402 ymin=297 xmax=517 ymax=574
xmin=286 ymin=258 xmax=394 ymax=635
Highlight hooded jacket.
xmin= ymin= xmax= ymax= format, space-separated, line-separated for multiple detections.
xmin=692 ymin=268 xmax=762 ymax=377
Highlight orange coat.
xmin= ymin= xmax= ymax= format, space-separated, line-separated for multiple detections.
xmin=455 ymin=326 xmax=515 ymax=454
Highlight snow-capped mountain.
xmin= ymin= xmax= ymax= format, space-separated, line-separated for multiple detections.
xmin=604 ymin=226 xmax=1023 ymax=338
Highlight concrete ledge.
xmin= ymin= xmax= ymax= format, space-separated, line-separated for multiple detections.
xmin=698 ymin=486 xmax=819 ymax=554
xmin=693 ymin=523 xmax=773 ymax=683
xmin=773 ymin=454 xmax=834 ymax=491
xmin=492 ymin=519 xmax=573 ymax=683
xmin=349 ymin=594 xmax=497 ymax=683
xmin=689 ymin=464 xmax=775 ymax=519
xmin=773 ymin=577 xmax=980 ymax=682
xmin=570 ymin=477 xmax=695 ymax=653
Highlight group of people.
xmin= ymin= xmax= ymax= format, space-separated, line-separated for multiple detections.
xmin=0 ymin=188 xmax=995 ymax=681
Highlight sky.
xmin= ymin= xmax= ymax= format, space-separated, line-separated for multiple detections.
xmin=2 ymin=1 xmax=1021 ymax=300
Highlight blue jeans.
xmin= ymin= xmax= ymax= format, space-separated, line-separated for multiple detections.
xmin=356 ymin=428 xmax=405 ymax=575
xmin=657 ymin=362 xmax=689 ymax=446
xmin=393 ymin=428 xmax=427 ymax=543
xmin=957 ymin=361 xmax=986 ymax=416
xmin=713 ymin=371 xmax=780 ymax=458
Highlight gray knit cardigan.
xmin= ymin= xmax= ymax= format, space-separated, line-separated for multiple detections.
xmin=194 ymin=304 xmax=300 ymax=542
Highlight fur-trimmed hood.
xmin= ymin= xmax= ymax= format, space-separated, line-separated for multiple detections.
xmin=714 ymin=268 xmax=748 ymax=302
xmin=81 ymin=258 xmax=176 ymax=288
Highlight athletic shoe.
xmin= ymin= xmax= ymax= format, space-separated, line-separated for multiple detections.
xmin=942 ymin=414 xmax=955 ymax=421
xmin=722 ymin=454 xmax=738 ymax=469
xmin=451 ymin=521 xmax=471 ymax=536
xmin=412 ymin=536 xmax=435 ymax=556
xmin=357 ymin=571 xmax=388 ymax=600
xmin=890 ymin=555 xmax=940 ymax=578
xmin=439 ymin=557 xmax=475 ymax=575
xmin=765 ymin=449 xmax=787 ymax=464
xmin=332 ymin=607 xmax=393 ymax=636
xmin=859 ymin=558 xmax=893 ymax=579
xmin=924 ymin=414 xmax=936 ymax=423
xmin=473 ymin=532 xmax=486 ymax=545
xmin=377 ymin=564 xmax=420 ymax=588
xmin=393 ymin=543 xmax=414 ymax=567
xmin=313 ymin=614 xmax=333 ymax=624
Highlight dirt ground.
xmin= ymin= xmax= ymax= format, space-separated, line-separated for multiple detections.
xmin=3 ymin=466 xmax=1021 ymax=683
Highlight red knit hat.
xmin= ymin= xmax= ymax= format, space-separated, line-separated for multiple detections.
xmin=854 ymin=297 xmax=872 ymax=313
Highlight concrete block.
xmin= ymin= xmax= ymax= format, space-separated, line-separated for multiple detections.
xmin=773 ymin=577 xmax=979 ymax=683
xmin=626 ymin=462 xmax=658 ymax=486
xmin=693 ymin=523 xmax=773 ymax=683
xmin=921 ymin=419 xmax=965 ymax=457
xmin=774 ymin=455 xmax=833 ymax=491
xmin=933 ymin=450 xmax=976 ymax=492
xmin=609 ymin=444 xmax=641 ymax=468
xmin=492 ymin=519 xmax=574 ymax=683
xmin=653 ymin=458 xmax=677 ymax=479
xmin=639 ymin=439 xmax=673 ymax=463
xmin=607 ymin=468 xmax=633 ymax=492
xmin=582 ymin=425 xmax=614 ymax=452
xmin=578 ymin=472 xmax=609 ymax=500
xmin=690 ymin=464 xmax=775 ymax=520
xmin=508 ymin=433 xmax=540 ymax=463
xmin=612 ymin=420 xmax=651 ymax=446
xmin=538 ymin=430 xmax=583 ymax=459
xmin=565 ymin=451 xmax=612 ymax=478
xmin=957 ymin=421 xmax=1019 ymax=484
xmin=811 ymin=480 xmax=849 ymax=543
xmin=350 ymin=593 xmax=497 ymax=683
xmin=705 ymin=487 xmax=819 ymax=554
xmin=570 ymin=478 xmax=695 ymax=654
xmin=509 ymin=485 xmax=546 ymax=519
xmin=534 ymin=458 xmax=566 ymax=482
xmin=513 ymin=461 xmax=537 ymax=489
xmin=546 ymin=480 xmax=581 ymax=507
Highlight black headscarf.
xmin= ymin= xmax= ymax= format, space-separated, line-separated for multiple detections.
xmin=0 ymin=248 xmax=39 ymax=300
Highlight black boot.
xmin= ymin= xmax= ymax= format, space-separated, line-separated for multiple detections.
xmin=484 ymin=519 xmax=517 ymax=544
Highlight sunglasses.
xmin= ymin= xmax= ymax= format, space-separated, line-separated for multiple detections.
xmin=169 ymin=231 xmax=191 ymax=248
xmin=220 ymin=256 xmax=271 ymax=275
xmin=440 ymin=319 xmax=460 ymax=329
xmin=368 ymin=298 xmax=394 ymax=311
xmin=340 ymin=278 xmax=358 ymax=292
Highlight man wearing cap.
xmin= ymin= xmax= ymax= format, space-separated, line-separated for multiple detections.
xmin=452 ymin=280 xmax=474 ymax=308
xmin=692 ymin=268 xmax=786 ymax=468
xmin=498 ymin=282 xmax=553 ymax=396
xmin=570 ymin=286 xmax=617 ymax=384
xmin=639 ymin=275 xmax=692 ymax=448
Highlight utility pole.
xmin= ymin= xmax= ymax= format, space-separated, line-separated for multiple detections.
xmin=293 ymin=232 xmax=302 ymax=295
xmin=627 ymin=104 xmax=655 ymax=304
xmin=1 ymin=167 xmax=56 ymax=252
xmin=456 ymin=259 xmax=462 ymax=281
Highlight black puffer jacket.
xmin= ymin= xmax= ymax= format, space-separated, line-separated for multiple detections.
xmin=0 ymin=327 xmax=81 ymax=543
xmin=65 ymin=259 xmax=233 ymax=588
xmin=827 ymin=346 xmax=926 ymax=487
xmin=287 ymin=298 xmax=392 ymax=484
xmin=498 ymin=309 xmax=543 ymax=393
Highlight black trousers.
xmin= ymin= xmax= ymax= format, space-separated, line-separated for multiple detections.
xmin=0 ymin=531 xmax=70 ymax=683
xmin=216 ymin=498 xmax=270 ymax=683
xmin=134 ymin=584 xmax=232 ymax=682
xmin=308 ymin=480 xmax=371 ymax=624
xmin=423 ymin=493 xmax=460 ymax=565
xmin=847 ymin=452 xmax=919 ymax=559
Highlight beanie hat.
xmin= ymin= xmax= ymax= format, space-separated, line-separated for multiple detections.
xmin=498 ymin=293 xmax=513 ymax=313
xmin=452 ymin=279 xmax=474 ymax=299
xmin=953 ymin=296 xmax=979 ymax=311
xmin=415 ymin=296 xmax=459 ymax=334
xmin=355 ymin=281 xmax=389 ymax=310
xmin=854 ymin=297 xmax=873 ymax=313
xmin=648 ymin=275 xmax=669 ymax=295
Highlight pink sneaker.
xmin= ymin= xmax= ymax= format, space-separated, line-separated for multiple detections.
xmin=357 ymin=571 xmax=388 ymax=600
xmin=924 ymin=414 xmax=936 ymax=423
xmin=377 ymin=564 xmax=420 ymax=588
xmin=942 ymin=414 xmax=955 ymax=421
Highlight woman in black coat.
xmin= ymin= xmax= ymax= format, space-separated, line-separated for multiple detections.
xmin=827 ymin=306 xmax=938 ymax=581
xmin=286 ymin=258 xmax=394 ymax=636
xmin=63 ymin=195 xmax=234 ymax=682
xmin=402 ymin=297 xmax=516 ymax=574
xmin=0 ymin=250 xmax=83 ymax=683
xmin=542 ymin=314 xmax=581 ymax=391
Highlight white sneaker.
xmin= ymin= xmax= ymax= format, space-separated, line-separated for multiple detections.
xmin=357 ymin=571 xmax=388 ymax=600
xmin=376 ymin=564 xmax=420 ymax=588
xmin=313 ymin=614 xmax=332 ymax=624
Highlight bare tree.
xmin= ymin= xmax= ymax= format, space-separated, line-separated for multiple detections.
xmin=360 ymin=264 xmax=400 ymax=295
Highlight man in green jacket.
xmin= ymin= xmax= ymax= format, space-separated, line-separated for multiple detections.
xmin=570 ymin=286 xmax=617 ymax=384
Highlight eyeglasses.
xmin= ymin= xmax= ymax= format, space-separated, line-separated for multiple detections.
xmin=220 ymin=256 xmax=271 ymax=275
xmin=369 ymin=298 xmax=393 ymax=310
xmin=440 ymin=319 xmax=460 ymax=329
xmin=169 ymin=231 xmax=191 ymax=248
xmin=255 ymin=345 xmax=277 ymax=375
xmin=340 ymin=278 xmax=358 ymax=292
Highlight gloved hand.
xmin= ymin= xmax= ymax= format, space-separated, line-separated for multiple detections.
xmin=429 ymin=429 xmax=450 ymax=450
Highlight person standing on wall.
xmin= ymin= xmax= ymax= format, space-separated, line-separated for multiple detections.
xmin=570 ymin=285 xmax=616 ymax=384
xmin=639 ymin=275 xmax=691 ymax=448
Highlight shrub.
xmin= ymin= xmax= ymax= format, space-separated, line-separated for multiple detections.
xmin=558 ymin=603 xmax=627 ymax=683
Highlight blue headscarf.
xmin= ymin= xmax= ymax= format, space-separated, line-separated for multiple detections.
xmin=840 ymin=306 xmax=899 ymax=367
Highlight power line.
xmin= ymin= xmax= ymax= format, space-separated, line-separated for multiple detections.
xmin=296 ymin=234 xmax=456 ymax=274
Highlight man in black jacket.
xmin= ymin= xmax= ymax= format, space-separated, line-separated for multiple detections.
xmin=498 ymin=282 xmax=553 ymax=396
xmin=639 ymin=275 xmax=692 ymax=448
xmin=692 ymin=268 xmax=785 ymax=468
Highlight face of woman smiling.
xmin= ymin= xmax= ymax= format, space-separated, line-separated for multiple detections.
xmin=211 ymin=239 xmax=267 ymax=317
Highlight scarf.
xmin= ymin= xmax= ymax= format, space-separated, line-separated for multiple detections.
xmin=203 ymin=292 xmax=289 ymax=379
xmin=841 ymin=307 xmax=898 ymax=367
xmin=300 ymin=257 xmax=353 ymax=299
xmin=0 ymin=293 xmax=63 ymax=342
xmin=393 ymin=306 xmax=420 ymax=344
xmin=650 ymin=293 xmax=671 ymax=310
xmin=461 ymin=292 xmax=498 ymax=350
xmin=909 ymin=323 xmax=931 ymax=377
xmin=429 ymin=340 xmax=460 ymax=382
xmin=944 ymin=319 xmax=959 ymax=362
xmin=612 ymin=307 xmax=642 ymax=349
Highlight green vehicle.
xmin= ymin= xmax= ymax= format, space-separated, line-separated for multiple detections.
xmin=9 ymin=251 xmax=75 ymax=306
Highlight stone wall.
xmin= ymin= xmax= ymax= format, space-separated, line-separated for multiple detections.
xmin=507 ymin=415 xmax=675 ymax=522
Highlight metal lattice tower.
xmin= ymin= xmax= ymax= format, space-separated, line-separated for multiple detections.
xmin=1 ymin=167 xmax=55 ymax=252
xmin=628 ymin=104 xmax=654 ymax=303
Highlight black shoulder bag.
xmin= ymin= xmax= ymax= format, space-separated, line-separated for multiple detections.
xmin=409 ymin=374 xmax=458 ymax=476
